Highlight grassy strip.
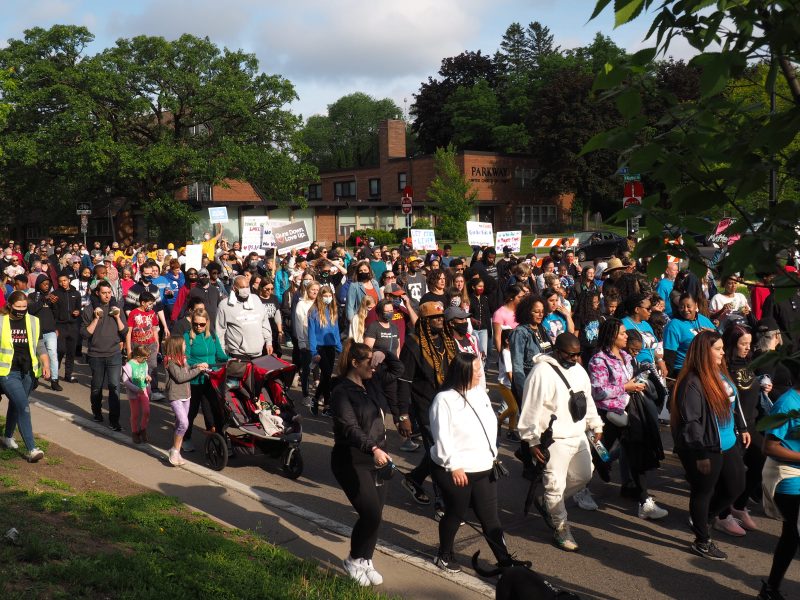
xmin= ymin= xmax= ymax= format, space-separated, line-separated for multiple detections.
xmin=0 ymin=485 xmax=396 ymax=599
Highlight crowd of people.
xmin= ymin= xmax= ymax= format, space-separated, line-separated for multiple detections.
xmin=0 ymin=231 xmax=798 ymax=598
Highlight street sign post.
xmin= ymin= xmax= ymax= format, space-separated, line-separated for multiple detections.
xmin=76 ymin=202 xmax=92 ymax=216
xmin=80 ymin=214 xmax=89 ymax=246
xmin=401 ymin=196 xmax=413 ymax=215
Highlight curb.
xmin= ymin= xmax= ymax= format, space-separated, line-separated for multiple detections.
xmin=32 ymin=398 xmax=495 ymax=598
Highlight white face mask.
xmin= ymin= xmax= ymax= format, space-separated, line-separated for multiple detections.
xmin=322 ymin=296 xmax=333 ymax=305
xmin=236 ymin=287 xmax=250 ymax=300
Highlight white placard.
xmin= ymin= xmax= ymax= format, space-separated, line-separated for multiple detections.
xmin=411 ymin=229 xmax=438 ymax=251
xmin=208 ymin=206 xmax=228 ymax=224
xmin=495 ymin=230 xmax=522 ymax=253
xmin=241 ymin=216 xmax=270 ymax=252
xmin=184 ymin=244 xmax=203 ymax=271
xmin=466 ymin=221 xmax=494 ymax=246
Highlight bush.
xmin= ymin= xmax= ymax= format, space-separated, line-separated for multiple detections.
xmin=348 ymin=229 xmax=397 ymax=247
xmin=411 ymin=217 xmax=432 ymax=229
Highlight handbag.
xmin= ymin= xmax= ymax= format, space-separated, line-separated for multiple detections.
xmin=549 ymin=363 xmax=587 ymax=422
xmin=461 ymin=392 xmax=509 ymax=482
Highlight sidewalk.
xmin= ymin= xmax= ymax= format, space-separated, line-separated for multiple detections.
xmin=29 ymin=399 xmax=493 ymax=600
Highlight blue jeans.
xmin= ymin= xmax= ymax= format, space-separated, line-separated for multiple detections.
xmin=88 ymin=353 xmax=122 ymax=425
xmin=1 ymin=370 xmax=36 ymax=450
xmin=473 ymin=329 xmax=488 ymax=357
xmin=42 ymin=331 xmax=59 ymax=381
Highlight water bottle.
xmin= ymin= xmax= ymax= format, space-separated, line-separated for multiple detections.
xmin=588 ymin=432 xmax=611 ymax=462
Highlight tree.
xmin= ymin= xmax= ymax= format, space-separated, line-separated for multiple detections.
xmin=427 ymin=144 xmax=477 ymax=241
xmin=526 ymin=21 xmax=559 ymax=66
xmin=494 ymin=23 xmax=531 ymax=76
xmin=444 ymin=80 xmax=500 ymax=150
xmin=301 ymin=92 xmax=402 ymax=171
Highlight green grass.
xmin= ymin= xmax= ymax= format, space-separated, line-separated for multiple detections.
xmin=45 ymin=456 xmax=63 ymax=466
xmin=0 ymin=474 xmax=17 ymax=487
xmin=0 ymin=489 xmax=398 ymax=600
xmin=37 ymin=478 xmax=74 ymax=492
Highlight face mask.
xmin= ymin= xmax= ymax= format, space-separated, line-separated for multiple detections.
xmin=10 ymin=308 xmax=27 ymax=320
xmin=392 ymin=298 xmax=403 ymax=308
xmin=319 ymin=271 xmax=329 ymax=280
xmin=188 ymin=277 xmax=198 ymax=284
xmin=357 ymin=272 xmax=371 ymax=282
xmin=197 ymin=276 xmax=209 ymax=285
xmin=203 ymin=234 xmax=211 ymax=241
xmin=140 ymin=275 xmax=151 ymax=283
xmin=302 ymin=279 xmax=312 ymax=287
xmin=236 ymin=287 xmax=250 ymax=300
xmin=450 ymin=297 xmax=461 ymax=307
xmin=322 ymin=296 xmax=333 ymax=305
xmin=380 ymin=312 xmax=393 ymax=322
xmin=452 ymin=322 xmax=469 ymax=336
xmin=474 ymin=289 xmax=484 ymax=296
xmin=429 ymin=321 xmax=444 ymax=334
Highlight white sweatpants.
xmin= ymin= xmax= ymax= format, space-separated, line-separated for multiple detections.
xmin=542 ymin=435 xmax=594 ymax=528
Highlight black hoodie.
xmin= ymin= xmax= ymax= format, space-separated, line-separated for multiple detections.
xmin=27 ymin=274 xmax=58 ymax=333
xmin=53 ymin=284 xmax=83 ymax=325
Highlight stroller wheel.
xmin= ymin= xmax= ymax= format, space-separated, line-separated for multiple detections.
xmin=281 ymin=446 xmax=303 ymax=480
xmin=205 ymin=432 xmax=229 ymax=471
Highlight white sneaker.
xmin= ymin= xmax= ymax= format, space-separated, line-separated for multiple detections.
xmin=573 ymin=488 xmax=598 ymax=511
xmin=1 ymin=436 xmax=19 ymax=450
xmin=301 ymin=395 xmax=314 ymax=407
xmin=342 ymin=555 xmax=371 ymax=586
xmin=168 ymin=449 xmax=185 ymax=466
xmin=26 ymin=448 xmax=44 ymax=463
xmin=638 ymin=497 xmax=668 ymax=520
xmin=359 ymin=558 xmax=383 ymax=585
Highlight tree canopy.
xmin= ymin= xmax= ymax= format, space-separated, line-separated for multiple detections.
xmin=427 ymin=144 xmax=477 ymax=241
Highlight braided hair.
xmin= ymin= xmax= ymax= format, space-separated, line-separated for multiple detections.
xmin=416 ymin=316 xmax=457 ymax=386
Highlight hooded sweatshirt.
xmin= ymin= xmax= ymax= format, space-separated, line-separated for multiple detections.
xmin=27 ymin=274 xmax=58 ymax=333
xmin=215 ymin=292 xmax=272 ymax=357
xmin=81 ymin=294 xmax=129 ymax=357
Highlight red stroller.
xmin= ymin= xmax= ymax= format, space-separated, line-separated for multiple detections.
xmin=205 ymin=355 xmax=303 ymax=478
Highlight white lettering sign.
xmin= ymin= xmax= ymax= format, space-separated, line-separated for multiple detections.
xmin=411 ymin=229 xmax=438 ymax=251
xmin=495 ymin=231 xmax=522 ymax=253
xmin=466 ymin=221 xmax=494 ymax=246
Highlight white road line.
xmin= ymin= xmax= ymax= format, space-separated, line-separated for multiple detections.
xmin=32 ymin=398 xmax=496 ymax=598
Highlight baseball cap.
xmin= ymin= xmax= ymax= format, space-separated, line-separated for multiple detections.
xmin=167 ymin=243 xmax=175 ymax=250
xmin=444 ymin=306 xmax=470 ymax=321
xmin=384 ymin=283 xmax=406 ymax=297
xmin=406 ymin=255 xmax=422 ymax=265
xmin=418 ymin=301 xmax=444 ymax=318
xmin=198 ymin=268 xmax=209 ymax=276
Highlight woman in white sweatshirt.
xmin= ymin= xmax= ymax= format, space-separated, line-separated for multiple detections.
xmin=293 ymin=281 xmax=320 ymax=404
xmin=429 ymin=352 xmax=526 ymax=574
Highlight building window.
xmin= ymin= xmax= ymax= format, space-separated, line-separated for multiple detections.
xmin=516 ymin=205 xmax=556 ymax=225
xmin=189 ymin=182 xmax=212 ymax=207
xmin=398 ymin=172 xmax=407 ymax=192
xmin=307 ymin=184 xmax=322 ymax=200
xmin=369 ymin=178 xmax=381 ymax=197
xmin=89 ymin=218 xmax=111 ymax=237
xmin=26 ymin=224 xmax=44 ymax=240
xmin=334 ymin=181 xmax=356 ymax=198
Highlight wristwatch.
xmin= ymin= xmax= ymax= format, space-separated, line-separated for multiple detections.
xmin=398 ymin=415 xmax=409 ymax=422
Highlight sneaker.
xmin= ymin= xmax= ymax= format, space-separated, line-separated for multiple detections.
xmin=433 ymin=506 xmax=445 ymax=522
xmin=26 ymin=448 xmax=44 ymax=463
xmin=713 ymin=515 xmax=746 ymax=537
xmin=554 ymin=524 xmax=579 ymax=552
xmin=321 ymin=407 xmax=334 ymax=418
xmin=434 ymin=554 xmax=462 ymax=574
xmin=151 ymin=391 xmax=166 ymax=402
xmin=168 ymin=449 xmax=185 ymax=466
xmin=181 ymin=439 xmax=195 ymax=453
xmin=534 ymin=495 xmax=555 ymax=530
xmin=690 ymin=540 xmax=727 ymax=561
xmin=506 ymin=430 xmax=521 ymax=442
xmin=638 ymin=497 xmax=669 ymax=520
xmin=758 ymin=580 xmax=786 ymax=600
xmin=573 ymin=488 xmax=598 ymax=511
xmin=342 ymin=556 xmax=371 ymax=586
xmin=401 ymin=477 xmax=431 ymax=505
xmin=358 ymin=558 xmax=383 ymax=586
xmin=399 ymin=438 xmax=419 ymax=452
xmin=301 ymin=395 xmax=314 ymax=408
xmin=730 ymin=507 xmax=758 ymax=531
xmin=110 ymin=423 xmax=122 ymax=432
xmin=92 ymin=414 xmax=104 ymax=423
xmin=50 ymin=380 xmax=63 ymax=392
xmin=66 ymin=375 xmax=77 ymax=383
xmin=0 ymin=436 xmax=19 ymax=450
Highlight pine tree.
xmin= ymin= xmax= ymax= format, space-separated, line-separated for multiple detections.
xmin=526 ymin=22 xmax=558 ymax=66
xmin=427 ymin=144 xmax=477 ymax=241
xmin=495 ymin=23 xmax=531 ymax=76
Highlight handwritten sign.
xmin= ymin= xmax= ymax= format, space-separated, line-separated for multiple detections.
xmin=467 ymin=221 xmax=494 ymax=246
xmin=208 ymin=206 xmax=228 ymax=224
xmin=273 ymin=221 xmax=311 ymax=253
xmin=184 ymin=244 xmax=203 ymax=272
xmin=495 ymin=231 xmax=522 ymax=253
xmin=411 ymin=229 xmax=437 ymax=251
xmin=241 ymin=216 xmax=270 ymax=252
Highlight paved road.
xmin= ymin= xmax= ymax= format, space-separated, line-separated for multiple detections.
xmin=32 ymin=363 xmax=799 ymax=600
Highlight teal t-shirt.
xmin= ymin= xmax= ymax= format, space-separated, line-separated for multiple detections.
xmin=766 ymin=389 xmax=800 ymax=495
xmin=663 ymin=314 xmax=716 ymax=371
xmin=715 ymin=376 xmax=738 ymax=452
xmin=543 ymin=313 xmax=567 ymax=343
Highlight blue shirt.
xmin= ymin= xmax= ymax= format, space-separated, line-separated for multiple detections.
xmin=656 ymin=278 xmax=675 ymax=317
xmin=663 ymin=314 xmax=715 ymax=371
xmin=766 ymin=389 xmax=800 ymax=494
xmin=621 ymin=317 xmax=658 ymax=364
xmin=715 ymin=376 xmax=738 ymax=452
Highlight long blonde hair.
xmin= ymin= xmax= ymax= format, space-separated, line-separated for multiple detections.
xmin=354 ymin=295 xmax=377 ymax=342
xmin=312 ymin=287 xmax=338 ymax=328
xmin=187 ymin=307 xmax=211 ymax=345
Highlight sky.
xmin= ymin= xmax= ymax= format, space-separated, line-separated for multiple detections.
xmin=0 ymin=0 xmax=697 ymax=120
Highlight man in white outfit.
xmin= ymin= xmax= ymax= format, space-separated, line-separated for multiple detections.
xmin=518 ymin=332 xmax=603 ymax=552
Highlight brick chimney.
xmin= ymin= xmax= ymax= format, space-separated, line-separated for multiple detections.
xmin=378 ymin=120 xmax=406 ymax=163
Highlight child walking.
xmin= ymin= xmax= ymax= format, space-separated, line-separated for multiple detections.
xmin=496 ymin=329 xmax=520 ymax=441
xmin=162 ymin=336 xmax=207 ymax=466
xmin=121 ymin=345 xmax=152 ymax=443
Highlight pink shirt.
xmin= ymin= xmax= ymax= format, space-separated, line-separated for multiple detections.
xmin=492 ymin=305 xmax=518 ymax=329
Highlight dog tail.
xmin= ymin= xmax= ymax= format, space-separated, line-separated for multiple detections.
xmin=470 ymin=550 xmax=503 ymax=578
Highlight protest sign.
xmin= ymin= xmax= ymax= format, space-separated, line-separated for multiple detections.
xmin=208 ymin=206 xmax=228 ymax=224
xmin=241 ymin=216 xmax=270 ymax=252
xmin=466 ymin=221 xmax=494 ymax=246
xmin=411 ymin=229 xmax=438 ymax=251
xmin=273 ymin=221 xmax=311 ymax=253
xmin=495 ymin=230 xmax=522 ymax=253
xmin=184 ymin=244 xmax=203 ymax=271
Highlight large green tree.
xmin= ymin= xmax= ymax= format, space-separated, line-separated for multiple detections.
xmin=427 ymin=144 xmax=477 ymax=241
xmin=301 ymin=92 xmax=402 ymax=171
xmin=0 ymin=26 xmax=314 ymax=241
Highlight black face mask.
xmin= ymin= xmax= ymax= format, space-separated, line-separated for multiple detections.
xmin=319 ymin=271 xmax=329 ymax=280
xmin=452 ymin=322 xmax=469 ymax=336
xmin=140 ymin=275 xmax=151 ymax=283
xmin=198 ymin=276 xmax=209 ymax=285
xmin=429 ymin=322 xmax=444 ymax=334
xmin=10 ymin=308 xmax=27 ymax=320
xmin=357 ymin=272 xmax=370 ymax=282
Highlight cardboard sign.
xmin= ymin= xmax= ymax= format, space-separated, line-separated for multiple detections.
xmin=208 ymin=206 xmax=228 ymax=224
xmin=707 ymin=218 xmax=739 ymax=247
xmin=467 ymin=221 xmax=494 ymax=246
xmin=495 ymin=231 xmax=522 ymax=253
xmin=411 ymin=229 xmax=438 ymax=251
xmin=241 ymin=216 xmax=270 ymax=252
xmin=184 ymin=244 xmax=203 ymax=272
xmin=273 ymin=221 xmax=311 ymax=253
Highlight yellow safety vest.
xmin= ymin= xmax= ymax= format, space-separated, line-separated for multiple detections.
xmin=0 ymin=314 xmax=41 ymax=378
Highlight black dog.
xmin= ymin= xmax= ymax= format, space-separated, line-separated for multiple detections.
xmin=472 ymin=551 xmax=581 ymax=600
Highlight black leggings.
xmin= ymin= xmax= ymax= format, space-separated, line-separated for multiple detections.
xmin=298 ymin=348 xmax=312 ymax=397
xmin=186 ymin=380 xmax=222 ymax=441
xmin=331 ymin=447 xmax=387 ymax=560
xmin=601 ymin=413 xmax=649 ymax=503
xmin=768 ymin=493 xmax=800 ymax=590
xmin=431 ymin=464 xmax=509 ymax=562
xmin=720 ymin=434 xmax=766 ymax=517
xmin=314 ymin=346 xmax=336 ymax=407
xmin=679 ymin=447 xmax=745 ymax=543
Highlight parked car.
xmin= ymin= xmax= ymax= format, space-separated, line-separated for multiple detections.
xmin=663 ymin=218 xmax=714 ymax=246
xmin=574 ymin=231 xmax=628 ymax=262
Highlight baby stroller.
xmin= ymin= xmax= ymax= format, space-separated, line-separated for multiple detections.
xmin=205 ymin=355 xmax=303 ymax=478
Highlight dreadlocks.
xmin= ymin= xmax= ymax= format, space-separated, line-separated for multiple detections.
xmin=416 ymin=317 xmax=457 ymax=385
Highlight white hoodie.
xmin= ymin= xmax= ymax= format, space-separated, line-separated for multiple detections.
xmin=518 ymin=353 xmax=603 ymax=446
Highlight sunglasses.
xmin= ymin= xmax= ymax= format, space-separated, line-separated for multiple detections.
xmin=192 ymin=322 xmax=207 ymax=327
xmin=385 ymin=274 xmax=396 ymax=279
